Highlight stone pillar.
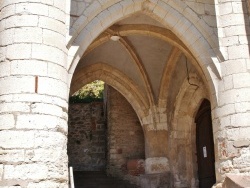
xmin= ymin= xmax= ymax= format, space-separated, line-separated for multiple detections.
xmin=0 ymin=1 xmax=68 ymax=187
xmin=142 ymin=108 xmax=169 ymax=175
xmin=213 ymin=0 xmax=250 ymax=184
xmin=140 ymin=110 xmax=170 ymax=188
xmin=143 ymin=125 xmax=169 ymax=174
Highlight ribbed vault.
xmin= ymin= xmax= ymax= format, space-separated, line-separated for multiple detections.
xmin=71 ymin=13 xmax=208 ymax=119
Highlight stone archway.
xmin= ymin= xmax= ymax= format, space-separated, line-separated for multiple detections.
xmin=67 ymin=0 xmax=222 ymax=108
xmin=169 ymin=73 xmax=209 ymax=187
xmin=67 ymin=0 xmax=223 ymax=186
xmin=70 ymin=62 xmax=149 ymax=122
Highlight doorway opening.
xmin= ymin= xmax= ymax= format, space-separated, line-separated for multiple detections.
xmin=195 ymin=99 xmax=216 ymax=188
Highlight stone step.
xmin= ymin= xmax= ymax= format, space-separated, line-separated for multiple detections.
xmin=73 ymin=171 xmax=138 ymax=188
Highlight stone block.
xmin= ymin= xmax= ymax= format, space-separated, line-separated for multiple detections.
xmin=223 ymin=75 xmax=233 ymax=91
xmin=186 ymin=2 xmax=205 ymax=15
xmin=221 ymin=36 xmax=239 ymax=47
xmin=84 ymin=1 xmax=101 ymax=21
xmin=48 ymin=6 xmax=65 ymax=22
xmin=0 ymin=131 xmax=35 ymax=149
xmin=228 ymin=45 xmax=249 ymax=59
xmin=96 ymin=10 xmax=113 ymax=30
xmin=226 ymin=127 xmax=250 ymax=141
xmin=214 ymin=104 xmax=235 ymax=118
xmin=0 ymin=102 xmax=30 ymax=113
xmin=53 ymin=0 xmax=66 ymax=11
xmin=34 ymin=131 xmax=67 ymax=149
xmin=25 ymin=148 xmax=65 ymax=163
xmin=42 ymin=29 xmax=66 ymax=52
xmin=0 ymin=164 xmax=3 ymax=181
xmin=16 ymin=3 xmax=49 ymax=16
xmin=31 ymin=44 xmax=66 ymax=67
xmin=0 ymin=28 xmax=14 ymax=46
xmin=0 ymin=46 xmax=6 ymax=63
xmin=0 ymin=114 xmax=15 ymax=130
xmin=232 ymin=2 xmax=245 ymax=13
xmin=11 ymin=60 xmax=48 ymax=76
xmin=224 ymin=25 xmax=249 ymax=37
xmin=218 ymin=2 xmax=233 ymax=15
xmin=108 ymin=3 xmax=123 ymax=21
xmin=47 ymin=63 xmax=68 ymax=83
xmin=120 ymin=0 xmax=134 ymax=16
xmin=230 ymin=113 xmax=250 ymax=127
xmin=233 ymin=140 xmax=250 ymax=148
xmin=164 ymin=7 xmax=183 ymax=29
xmin=14 ymin=27 xmax=42 ymax=43
xmin=219 ymin=14 xmax=245 ymax=27
xmin=16 ymin=114 xmax=65 ymax=130
xmin=222 ymin=174 xmax=250 ymax=188
xmin=47 ymin=161 xmax=68 ymax=180
xmin=85 ymin=17 xmax=104 ymax=38
xmin=31 ymin=103 xmax=63 ymax=117
xmin=153 ymin=2 xmax=169 ymax=20
xmin=38 ymin=77 xmax=68 ymax=99
xmin=145 ymin=157 xmax=170 ymax=174
xmin=0 ymin=4 xmax=15 ymax=20
xmin=233 ymin=73 xmax=250 ymax=89
xmin=5 ymin=15 xmax=39 ymax=28
xmin=6 ymin=44 xmax=32 ymax=60
xmin=4 ymin=164 xmax=48 ymax=180
xmin=235 ymin=102 xmax=250 ymax=113
xmin=38 ymin=16 xmax=65 ymax=35
xmin=0 ymin=150 xmax=25 ymax=163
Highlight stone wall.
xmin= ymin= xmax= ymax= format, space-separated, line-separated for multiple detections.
xmin=68 ymin=102 xmax=106 ymax=171
xmin=106 ymin=86 xmax=145 ymax=185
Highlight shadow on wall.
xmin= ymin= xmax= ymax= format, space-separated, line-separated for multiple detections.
xmin=244 ymin=1 xmax=250 ymax=55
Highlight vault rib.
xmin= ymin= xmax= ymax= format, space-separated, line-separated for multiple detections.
xmin=117 ymin=36 xmax=155 ymax=106
xmin=158 ymin=47 xmax=182 ymax=108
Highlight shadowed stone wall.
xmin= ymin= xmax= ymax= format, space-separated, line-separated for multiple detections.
xmin=106 ymin=86 xmax=145 ymax=185
xmin=68 ymin=102 xmax=106 ymax=171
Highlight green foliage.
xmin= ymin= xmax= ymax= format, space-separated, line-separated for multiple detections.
xmin=69 ymin=80 xmax=104 ymax=103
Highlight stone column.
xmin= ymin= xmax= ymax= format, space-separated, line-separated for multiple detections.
xmin=142 ymin=108 xmax=169 ymax=175
xmin=213 ymin=0 xmax=250 ymax=183
xmin=140 ymin=108 xmax=170 ymax=187
xmin=0 ymin=1 xmax=68 ymax=187
xmin=143 ymin=126 xmax=169 ymax=174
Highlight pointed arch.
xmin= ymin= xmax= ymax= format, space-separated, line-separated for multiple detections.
xmin=70 ymin=63 xmax=150 ymax=121
xmin=169 ymin=73 xmax=210 ymax=186
xmin=67 ymin=0 xmax=222 ymax=106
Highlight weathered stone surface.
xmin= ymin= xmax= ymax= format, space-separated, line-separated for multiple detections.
xmin=0 ymin=131 xmax=35 ymax=149
xmin=233 ymin=140 xmax=250 ymax=148
xmin=145 ymin=157 xmax=170 ymax=174
xmin=0 ymin=150 xmax=25 ymax=163
xmin=106 ymin=86 xmax=145 ymax=185
xmin=68 ymin=102 xmax=106 ymax=171
xmin=0 ymin=114 xmax=15 ymax=130
xmin=222 ymin=174 xmax=250 ymax=188
xmin=4 ymin=164 xmax=48 ymax=180
xmin=127 ymin=159 xmax=145 ymax=176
